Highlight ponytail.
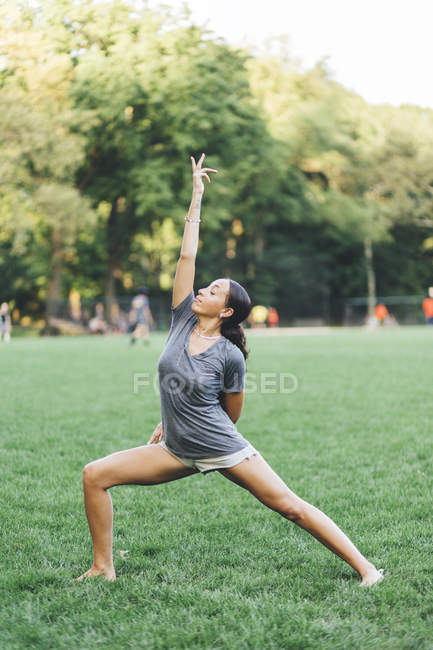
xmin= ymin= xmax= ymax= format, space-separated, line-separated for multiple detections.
xmin=221 ymin=322 xmax=249 ymax=360
xmin=220 ymin=280 xmax=252 ymax=360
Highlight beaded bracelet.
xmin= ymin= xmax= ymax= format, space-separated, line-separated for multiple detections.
xmin=184 ymin=217 xmax=201 ymax=223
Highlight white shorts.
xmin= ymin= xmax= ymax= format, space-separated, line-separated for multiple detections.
xmin=158 ymin=439 xmax=259 ymax=474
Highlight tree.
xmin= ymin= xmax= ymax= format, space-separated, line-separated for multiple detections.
xmin=248 ymin=49 xmax=399 ymax=314
xmin=0 ymin=2 xmax=96 ymax=328
xmin=55 ymin=1 xmax=296 ymax=312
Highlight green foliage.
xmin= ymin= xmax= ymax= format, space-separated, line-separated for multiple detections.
xmin=1 ymin=0 xmax=433 ymax=321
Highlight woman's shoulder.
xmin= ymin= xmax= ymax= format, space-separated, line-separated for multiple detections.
xmin=172 ymin=290 xmax=194 ymax=313
xmin=222 ymin=338 xmax=246 ymax=364
xmin=170 ymin=291 xmax=196 ymax=328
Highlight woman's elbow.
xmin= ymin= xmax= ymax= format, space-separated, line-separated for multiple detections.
xmin=229 ymin=408 xmax=242 ymax=424
xmin=179 ymin=252 xmax=196 ymax=261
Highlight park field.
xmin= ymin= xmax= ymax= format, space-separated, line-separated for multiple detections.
xmin=1 ymin=327 xmax=432 ymax=649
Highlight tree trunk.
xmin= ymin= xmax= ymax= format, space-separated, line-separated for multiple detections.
xmin=105 ymin=259 xmax=116 ymax=325
xmin=105 ymin=200 xmax=120 ymax=325
xmin=254 ymin=231 xmax=265 ymax=259
xmin=364 ymin=234 xmax=376 ymax=318
xmin=104 ymin=199 xmax=137 ymax=324
xmin=45 ymin=230 xmax=63 ymax=334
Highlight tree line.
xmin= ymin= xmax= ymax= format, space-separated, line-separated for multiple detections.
xmin=1 ymin=0 xmax=433 ymax=328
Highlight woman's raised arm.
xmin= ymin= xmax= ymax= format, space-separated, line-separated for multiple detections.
xmin=172 ymin=154 xmax=218 ymax=309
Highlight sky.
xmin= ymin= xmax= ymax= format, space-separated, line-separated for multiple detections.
xmin=153 ymin=0 xmax=433 ymax=109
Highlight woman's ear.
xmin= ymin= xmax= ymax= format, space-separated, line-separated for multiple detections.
xmin=220 ymin=307 xmax=234 ymax=319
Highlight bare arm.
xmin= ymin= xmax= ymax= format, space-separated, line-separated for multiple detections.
xmin=172 ymin=154 xmax=218 ymax=309
xmin=220 ymin=391 xmax=245 ymax=423
xmin=144 ymin=305 xmax=153 ymax=327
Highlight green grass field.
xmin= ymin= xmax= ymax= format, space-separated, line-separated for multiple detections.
xmin=1 ymin=328 xmax=432 ymax=649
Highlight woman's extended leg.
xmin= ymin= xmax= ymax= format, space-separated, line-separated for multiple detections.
xmin=77 ymin=444 xmax=196 ymax=581
xmin=220 ymin=454 xmax=383 ymax=587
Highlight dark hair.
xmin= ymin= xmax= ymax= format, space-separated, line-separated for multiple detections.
xmin=138 ymin=286 xmax=149 ymax=295
xmin=221 ymin=279 xmax=252 ymax=360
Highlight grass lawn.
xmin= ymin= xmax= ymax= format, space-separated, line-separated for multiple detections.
xmin=1 ymin=327 xmax=432 ymax=649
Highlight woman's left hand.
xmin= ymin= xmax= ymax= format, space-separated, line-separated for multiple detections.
xmin=148 ymin=421 xmax=163 ymax=444
xmin=191 ymin=153 xmax=218 ymax=195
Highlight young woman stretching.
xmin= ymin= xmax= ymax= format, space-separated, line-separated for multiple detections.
xmin=77 ymin=154 xmax=384 ymax=587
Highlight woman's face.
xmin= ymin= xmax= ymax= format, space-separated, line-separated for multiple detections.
xmin=192 ymin=278 xmax=233 ymax=320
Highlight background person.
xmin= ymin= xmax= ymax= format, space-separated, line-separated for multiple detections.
xmin=250 ymin=304 xmax=268 ymax=328
xmin=77 ymin=154 xmax=383 ymax=588
xmin=0 ymin=302 xmax=12 ymax=342
xmin=88 ymin=302 xmax=108 ymax=335
xmin=129 ymin=286 xmax=154 ymax=344
xmin=422 ymin=287 xmax=433 ymax=325
xmin=375 ymin=303 xmax=388 ymax=326
xmin=267 ymin=306 xmax=279 ymax=328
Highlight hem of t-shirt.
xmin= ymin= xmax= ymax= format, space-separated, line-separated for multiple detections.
xmin=163 ymin=438 xmax=248 ymax=460
xmin=171 ymin=290 xmax=194 ymax=312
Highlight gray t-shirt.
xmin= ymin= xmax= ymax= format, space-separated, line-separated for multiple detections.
xmin=157 ymin=291 xmax=248 ymax=458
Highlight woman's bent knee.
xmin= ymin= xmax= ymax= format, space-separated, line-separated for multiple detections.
xmin=82 ymin=460 xmax=104 ymax=488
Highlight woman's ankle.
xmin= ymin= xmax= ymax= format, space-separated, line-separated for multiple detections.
xmin=359 ymin=560 xmax=377 ymax=578
xmin=93 ymin=560 xmax=114 ymax=573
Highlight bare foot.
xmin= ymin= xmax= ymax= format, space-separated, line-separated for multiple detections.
xmin=76 ymin=566 xmax=116 ymax=582
xmin=360 ymin=567 xmax=384 ymax=587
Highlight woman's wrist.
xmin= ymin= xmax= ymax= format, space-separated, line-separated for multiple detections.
xmin=188 ymin=192 xmax=202 ymax=220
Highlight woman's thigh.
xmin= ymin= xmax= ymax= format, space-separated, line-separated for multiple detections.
xmin=219 ymin=453 xmax=300 ymax=510
xmin=84 ymin=444 xmax=197 ymax=489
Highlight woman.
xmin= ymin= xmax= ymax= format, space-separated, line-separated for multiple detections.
xmin=77 ymin=154 xmax=383 ymax=587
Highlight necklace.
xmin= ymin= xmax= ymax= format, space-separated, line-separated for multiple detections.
xmin=193 ymin=326 xmax=221 ymax=340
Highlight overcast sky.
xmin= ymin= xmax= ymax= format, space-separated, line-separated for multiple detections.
xmin=153 ymin=0 xmax=433 ymax=109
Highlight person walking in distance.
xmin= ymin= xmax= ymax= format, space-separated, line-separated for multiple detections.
xmin=0 ymin=302 xmax=12 ymax=342
xmin=130 ymin=287 xmax=154 ymax=344
xmin=422 ymin=288 xmax=433 ymax=325
xmin=77 ymin=154 xmax=384 ymax=587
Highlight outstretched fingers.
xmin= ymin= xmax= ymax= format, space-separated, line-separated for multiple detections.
xmin=191 ymin=153 xmax=205 ymax=171
xmin=191 ymin=154 xmax=218 ymax=183
xmin=197 ymin=152 xmax=205 ymax=169
xmin=191 ymin=154 xmax=218 ymax=170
